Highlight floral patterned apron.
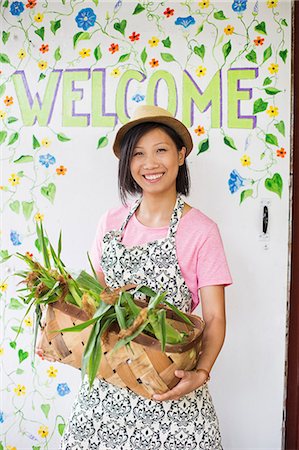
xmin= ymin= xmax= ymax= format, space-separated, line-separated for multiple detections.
xmin=60 ymin=195 xmax=223 ymax=450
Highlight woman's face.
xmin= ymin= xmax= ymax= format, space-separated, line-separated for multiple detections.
xmin=129 ymin=127 xmax=186 ymax=196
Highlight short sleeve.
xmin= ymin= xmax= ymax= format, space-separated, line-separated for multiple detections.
xmin=196 ymin=223 xmax=233 ymax=289
xmin=89 ymin=212 xmax=108 ymax=273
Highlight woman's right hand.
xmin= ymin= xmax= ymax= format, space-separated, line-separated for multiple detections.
xmin=35 ymin=322 xmax=57 ymax=363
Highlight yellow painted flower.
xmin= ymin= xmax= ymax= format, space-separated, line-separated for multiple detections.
xmin=34 ymin=212 xmax=44 ymax=222
xmin=266 ymin=106 xmax=279 ymax=117
xmin=79 ymin=48 xmax=91 ymax=58
xmin=268 ymin=63 xmax=279 ymax=74
xmin=47 ymin=365 xmax=58 ymax=378
xmin=38 ymin=425 xmax=49 ymax=438
xmin=0 ymin=347 xmax=4 ymax=356
xmin=6 ymin=446 xmax=17 ymax=450
xmin=224 ymin=25 xmax=234 ymax=35
xmin=34 ymin=12 xmax=44 ymax=22
xmin=267 ymin=0 xmax=278 ymax=7
xmin=196 ymin=66 xmax=207 ymax=77
xmin=18 ymin=49 xmax=26 ymax=59
xmin=38 ymin=60 xmax=48 ymax=71
xmin=0 ymin=283 xmax=8 ymax=292
xmin=24 ymin=316 xmax=33 ymax=327
xmin=14 ymin=384 xmax=26 ymax=396
xmin=148 ymin=37 xmax=159 ymax=47
xmin=8 ymin=174 xmax=20 ymax=186
xmin=241 ymin=154 xmax=251 ymax=167
xmin=198 ymin=0 xmax=210 ymax=8
xmin=0 ymin=110 xmax=6 ymax=119
xmin=111 ymin=68 xmax=121 ymax=77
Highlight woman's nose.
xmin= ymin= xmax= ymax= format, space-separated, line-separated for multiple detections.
xmin=142 ymin=153 xmax=159 ymax=168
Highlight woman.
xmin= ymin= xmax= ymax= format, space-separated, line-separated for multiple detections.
xmin=45 ymin=105 xmax=232 ymax=449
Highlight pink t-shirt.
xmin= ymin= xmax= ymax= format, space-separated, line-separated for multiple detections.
xmin=90 ymin=203 xmax=233 ymax=311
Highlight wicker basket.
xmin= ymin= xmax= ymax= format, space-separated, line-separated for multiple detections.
xmin=40 ymin=299 xmax=205 ymax=399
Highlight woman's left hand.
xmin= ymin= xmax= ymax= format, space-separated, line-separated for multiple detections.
xmin=152 ymin=369 xmax=208 ymax=402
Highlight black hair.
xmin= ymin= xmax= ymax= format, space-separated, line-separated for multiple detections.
xmin=118 ymin=122 xmax=190 ymax=204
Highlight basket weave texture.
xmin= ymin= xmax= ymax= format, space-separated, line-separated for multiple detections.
xmin=40 ymin=300 xmax=205 ymax=399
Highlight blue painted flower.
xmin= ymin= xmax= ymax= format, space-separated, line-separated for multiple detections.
xmin=228 ymin=170 xmax=246 ymax=194
xmin=39 ymin=153 xmax=56 ymax=168
xmin=75 ymin=8 xmax=97 ymax=31
xmin=132 ymin=93 xmax=145 ymax=103
xmin=175 ymin=16 xmax=195 ymax=28
xmin=232 ymin=0 xmax=247 ymax=12
xmin=114 ymin=0 xmax=122 ymax=11
xmin=57 ymin=383 xmax=70 ymax=396
xmin=10 ymin=230 xmax=22 ymax=246
xmin=10 ymin=1 xmax=24 ymax=16
xmin=0 ymin=411 xmax=4 ymax=423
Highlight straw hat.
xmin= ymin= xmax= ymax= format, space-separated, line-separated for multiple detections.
xmin=113 ymin=105 xmax=193 ymax=158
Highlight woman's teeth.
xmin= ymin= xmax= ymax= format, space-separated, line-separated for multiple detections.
xmin=144 ymin=173 xmax=164 ymax=180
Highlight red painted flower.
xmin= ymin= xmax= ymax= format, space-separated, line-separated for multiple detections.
xmin=129 ymin=32 xmax=140 ymax=42
xmin=276 ymin=147 xmax=286 ymax=158
xmin=26 ymin=0 xmax=37 ymax=8
xmin=163 ymin=7 xmax=174 ymax=17
xmin=254 ymin=36 xmax=265 ymax=46
xmin=149 ymin=58 xmax=159 ymax=68
xmin=25 ymin=252 xmax=33 ymax=259
xmin=109 ymin=43 xmax=119 ymax=54
xmin=39 ymin=44 xmax=49 ymax=53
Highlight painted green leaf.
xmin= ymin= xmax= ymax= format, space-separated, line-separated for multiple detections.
xmin=194 ymin=45 xmax=205 ymax=61
xmin=279 ymin=49 xmax=288 ymax=63
xmin=17 ymin=171 xmax=24 ymax=177
xmin=245 ymin=50 xmax=257 ymax=64
xmin=58 ymin=423 xmax=65 ymax=436
xmin=3 ymin=0 xmax=8 ymax=6
xmin=9 ymin=200 xmax=20 ymax=214
xmin=216 ymin=34 xmax=224 ymax=47
xmin=196 ymin=24 xmax=204 ymax=35
xmin=224 ymin=135 xmax=237 ymax=150
xmin=9 ymin=298 xmax=25 ymax=310
xmin=92 ymin=0 xmax=98 ymax=5
xmin=13 ymin=155 xmax=34 ymax=164
xmin=265 ymin=133 xmax=278 ymax=146
xmin=0 ymin=53 xmax=10 ymax=64
xmin=11 ymin=326 xmax=24 ymax=334
xmin=161 ymin=53 xmax=175 ymax=62
xmin=41 ymin=183 xmax=56 ymax=204
xmin=254 ymin=21 xmax=267 ymax=35
xmin=162 ymin=37 xmax=171 ymax=48
xmin=133 ymin=3 xmax=145 ymax=14
xmin=10 ymin=341 xmax=17 ymax=349
xmin=7 ymin=116 xmax=18 ymax=123
xmin=38 ymin=73 xmax=46 ymax=82
xmin=260 ymin=152 xmax=265 ymax=160
xmin=118 ymin=53 xmax=130 ymax=62
xmin=35 ymin=237 xmax=49 ymax=252
xmin=0 ymin=443 xmax=3 ymax=450
xmin=222 ymin=40 xmax=231 ymax=60
xmin=0 ymin=131 xmax=7 ymax=144
xmin=0 ymin=250 xmax=11 ymax=262
xmin=214 ymin=10 xmax=228 ymax=20
xmin=97 ymin=136 xmax=108 ymax=149
xmin=94 ymin=45 xmax=102 ymax=61
xmin=2 ymin=31 xmax=10 ymax=44
xmin=274 ymin=120 xmax=285 ymax=137
xmin=54 ymin=47 xmax=62 ymax=61
xmin=18 ymin=349 xmax=29 ymax=363
xmin=41 ymin=403 xmax=50 ymax=419
xmin=114 ymin=20 xmax=127 ymax=36
xmin=253 ymin=98 xmax=268 ymax=114
xmin=265 ymin=87 xmax=281 ymax=95
xmin=141 ymin=47 xmax=147 ymax=63
xmin=57 ymin=133 xmax=71 ymax=142
xmin=34 ymin=27 xmax=45 ymax=40
xmin=33 ymin=134 xmax=40 ymax=149
xmin=265 ymin=173 xmax=283 ymax=198
xmin=16 ymin=368 xmax=24 ymax=374
xmin=281 ymin=19 xmax=288 ymax=26
xmin=197 ymin=138 xmax=209 ymax=154
xmin=73 ymin=31 xmax=90 ymax=49
xmin=22 ymin=201 xmax=34 ymax=220
xmin=263 ymin=77 xmax=272 ymax=86
xmin=50 ymin=20 xmax=61 ymax=35
xmin=240 ymin=189 xmax=253 ymax=204
xmin=0 ymin=84 xmax=6 ymax=97
xmin=8 ymin=132 xmax=19 ymax=146
xmin=263 ymin=45 xmax=272 ymax=63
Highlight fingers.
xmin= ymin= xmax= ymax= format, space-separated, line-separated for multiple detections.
xmin=36 ymin=348 xmax=56 ymax=363
xmin=153 ymin=385 xmax=183 ymax=401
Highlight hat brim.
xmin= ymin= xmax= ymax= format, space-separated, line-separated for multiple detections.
xmin=113 ymin=115 xmax=193 ymax=158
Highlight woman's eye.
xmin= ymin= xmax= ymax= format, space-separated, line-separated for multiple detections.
xmin=133 ymin=151 xmax=143 ymax=157
xmin=157 ymin=148 xmax=166 ymax=152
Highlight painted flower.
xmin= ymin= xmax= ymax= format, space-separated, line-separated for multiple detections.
xmin=110 ymin=68 xmax=121 ymax=77
xmin=268 ymin=63 xmax=279 ymax=74
xmin=56 ymin=165 xmax=67 ymax=175
xmin=0 ymin=283 xmax=8 ymax=292
xmin=26 ymin=0 xmax=37 ymax=8
xmin=194 ymin=125 xmax=205 ymax=136
xmin=34 ymin=12 xmax=44 ymax=22
xmin=198 ymin=0 xmax=210 ymax=8
xmin=24 ymin=316 xmax=33 ymax=327
xmin=57 ymin=383 xmax=70 ymax=396
xmin=148 ymin=37 xmax=159 ymax=47
xmin=39 ymin=153 xmax=56 ymax=168
xmin=0 ymin=349 xmax=4 ymax=357
xmin=132 ymin=93 xmax=145 ymax=103
xmin=14 ymin=384 xmax=26 ymax=396
xmin=10 ymin=1 xmax=25 ymax=16
xmin=254 ymin=36 xmax=264 ymax=46
xmin=196 ymin=65 xmax=207 ymax=77
xmin=79 ymin=48 xmax=91 ymax=58
xmin=129 ymin=31 xmax=140 ymax=42
xmin=4 ymin=96 xmax=13 ymax=106
xmin=8 ymin=174 xmax=20 ymax=186
xmin=10 ymin=231 xmax=22 ymax=246
xmin=38 ymin=60 xmax=48 ymax=71
xmin=18 ymin=49 xmax=26 ymax=59
xmin=114 ymin=0 xmax=122 ymax=11
xmin=175 ymin=16 xmax=195 ymax=28
xmin=241 ymin=154 xmax=251 ymax=166
xmin=41 ymin=137 xmax=51 ymax=147
xmin=228 ymin=170 xmax=246 ymax=193
xmin=224 ymin=25 xmax=234 ymax=35
xmin=267 ymin=0 xmax=278 ymax=7
xmin=6 ymin=446 xmax=17 ymax=450
xmin=232 ymin=0 xmax=247 ymax=12
xmin=38 ymin=425 xmax=49 ymax=438
xmin=109 ymin=43 xmax=119 ymax=54
xmin=0 ymin=411 xmax=3 ymax=423
xmin=266 ymin=106 xmax=279 ymax=117
xmin=39 ymin=44 xmax=49 ymax=53
xmin=163 ymin=7 xmax=174 ymax=17
xmin=277 ymin=147 xmax=286 ymax=158
xmin=75 ymin=8 xmax=96 ymax=31
xmin=149 ymin=58 xmax=159 ymax=68
xmin=34 ymin=213 xmax=44 ymax=221
xmin=47 ymin=366 xmax=58 ymax=378
xmin=0 ymin=111 xmax=6 ymax=119
xmin=25 ymin=252 xmax=33 ymax=258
